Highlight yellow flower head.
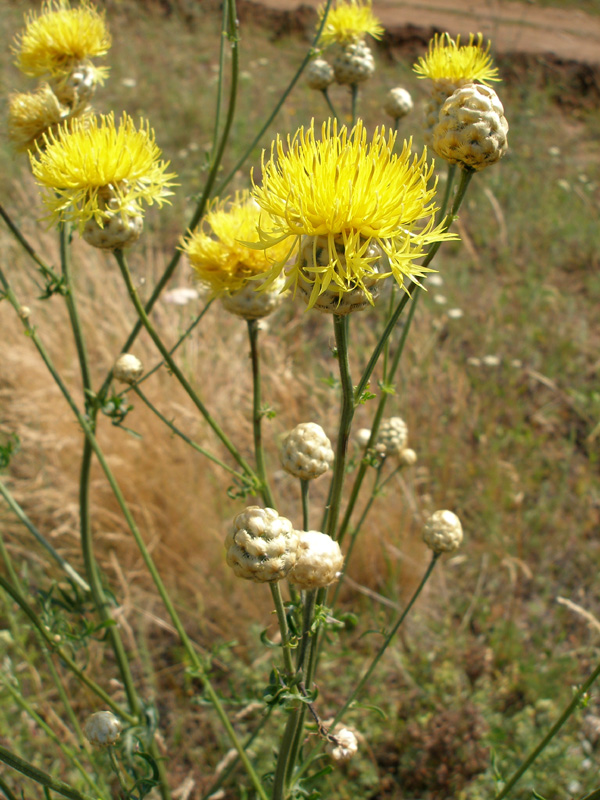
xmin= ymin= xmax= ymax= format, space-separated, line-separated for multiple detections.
xmin=318 ymin=0 xmax=383 ymax=47
xmin=182 ymin=191 xmax=292 ymax=296
xmin=8 ymin=83 xmax=92 ymax=153
xmin=252 ymin=118 xmax=457 ymax=309
xmin=29 ymin=112 xmax=176 ymax=231
xmin=413 ymin=32 xmax=500 ymax=84
xmin=13 ymin=0 xmax=111 ymax=80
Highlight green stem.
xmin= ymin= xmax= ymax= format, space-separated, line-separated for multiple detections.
xmin=0 ymin=572 xmax=136 ymax=723
xmin=247 ymin=318 xmax=275 ymax=507
xmin=212 ymin=0 xmax=333 ymax=198
xmin=0 ymin=479 xmax=89 ymax=590
xmin=0 ymin=744 xmax=96 ymax=800
xmin=114 ymin=249 xmax=257 ymax=481
xmin=350 ymin=83 xmax=359 ymax=125
xmin=320 ymin=89 xmax=339 ymax=123
xmin=108 ymin=748 xmax=130 ymax=795
xmin=2 ymin=682 xmax=103 ymax=797
xmin=79 ymin=434 xmax=141 ymax=716
xmin=294 ymin=554 xmax=439 ymax=785
xmin=0 ymin=773 xmax=19 ymax=800
xmin=439 ymin=162 xmax=458 ymax=222
xmin=0 ymin=530 xmax=88 ymax=749
xmin=331 ymin=460 xmax=386 ymax=608
xmin=0 ymin=270 xmax=267 ymax=800
xmin=133 ymin=386 xmax=253 ymax=485
xmin=0 ymin=202 xmax=58 ymax=279
xmin=60 ymin=222 xmax=91 ymax=392
xmin=270 ymin=582 xmax=295 ymax=680
xmin=492 ymin=658 xmax=600 ymax=800
xmin=354 ymin=168 xmax=473 ymax=402
xmin=127 ymin=299 xmax=214 ymax=392
xmin=96 ymin=0 xmax=240 ymax=403
xmin=323 ymin=315 xmax=354 ymax=540
xmin=300 ymin=479 xmax=310 ymax=531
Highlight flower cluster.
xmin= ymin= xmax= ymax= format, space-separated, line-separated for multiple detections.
xmin=10 ymin=1 xmax=110 ymax=152
xmin=252 ymin=119 xmax=456 ymax=311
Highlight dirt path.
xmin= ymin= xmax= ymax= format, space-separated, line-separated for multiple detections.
xmin=258 ymin=0 xmax=600 ymax=65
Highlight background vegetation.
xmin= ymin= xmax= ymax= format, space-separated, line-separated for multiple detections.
xmin=1 ymin=1 xmax=599 ymax=798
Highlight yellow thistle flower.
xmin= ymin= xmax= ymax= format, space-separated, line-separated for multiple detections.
xmin=252 ymin=119 xmax=457 ymax=310
xmin=8 ymin=83 xmax=92 ymax=153
xmin=13 ymin=0 xmax=111 ymax=80
xmin=413 ymin=32 xmax=500 ymax=84
xmin=318 ymin=0 xmax=383 ymax=47
xmin=182 ymin=191 xmax=292 ymax=296
xmin=29 ymin=112 xmax=176 ymax=232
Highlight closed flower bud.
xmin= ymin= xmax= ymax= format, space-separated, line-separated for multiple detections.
xmin=221 ymin=274 xmax=286 ymax=320
xmin=326 ymin=727 xmax=359 ymax=762
xmin=355 ymin=427 xmax=371 ymax=448
xmin=84 ymin=711 xmax=121 ymax=747
xmin=82 ymin=185 xmax=143 ymax=250
xmin=399 ymin=447 xmax=417 ymax=466
xmin=433 ymin=84 xmax=508 ymax=171
xmin=423 ymin=78 xmax=470 ymax=146
xmin=280 ymin=422 xmax=334 ymax=480
xmin=383 ymin=87 xmax=413 ymax=120
xmin=423 ymin=509 xmax=463 ymax=553
xmin=113 ymin=353 xmax=143 ymax=384
xmin=377 ymin=416 xmax=408 ymax=456
xmin=332 ymin=40 xmax=375 ymax=85
xmin=225 ymin=506 xmax=299 ymax=583
xmin=305 ymin=58 xmax=335 ymax=91
xmin=289 ymin=530 xmax=343 ymax=589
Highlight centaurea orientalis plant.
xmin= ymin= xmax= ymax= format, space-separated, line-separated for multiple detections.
xmin=1 ymin=3 xmax=597 ymax=800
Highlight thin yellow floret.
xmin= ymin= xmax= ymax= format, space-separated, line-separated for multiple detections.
xmin=413 ymin=32 xmax=500 ymax=84
xmin=318 ymin=0 xmax=383 ymax=46
xmin=182 ymin=192 xmax=292 ymax=296
xmin=13 ymin=0 xmax=111 ymax=79
xmin=252 ymin=118 xmax=457 ymax=309
xmin=29 ymin=112 xmax=177 ymax=231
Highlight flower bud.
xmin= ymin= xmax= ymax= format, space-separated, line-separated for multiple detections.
xmin=383 ymin=87 xmax=413 ymax=120
xmin=377 ymin=417 xmax=408 ymax=456
xmin=113 ymin=353 xmax=143 ymax=385
xmin=398 ymin=447 xmax=417 ymax=466
xmin=82 ymin=184 xmax=143 ymax=250
xmin=225 ymin=506 xmax=299 ymax=583
xmin=326 ymin=727 xmax=358 ymax=762
xmin=305 ymin=58 xmax=335 ymax=91
xmin=288 ymin=530 xmax=343 ymax=590
xmin=84 ymin=711 xmax=121 ymax=747
xmin=280 ymin=422 xmax=334 ymax=480
xmin=221 ymin=274 xmax=286 ymax=320
xmin=433 ymin=84 xmax=508 ymax=171
xmin=332 ymin=40 xmax=375 ymax=85
xmin=422 ymin=509 xmax=463 ymax=553
xmin=297 ymin=235 xmax=387 ymax=315
xmin=355 ymin=428 xmax=371 ymax=448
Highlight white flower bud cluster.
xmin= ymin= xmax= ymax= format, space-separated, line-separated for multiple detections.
xmin=289 ymin=530 xmax=343 ymax=590
xmin=84 ymin=711 xmax=122 ymax=747
xmin=422 ymin=509 xmax=463 ymax=553
xmin=383 ymin=87 xmax=413 ymax=120
xmin=433 ymin=84 xmax=509 ymax=171
xmin=280 ymin=422 xmax=334 ymax=480
xmin=113 ymin=353 xmax=143 ymax=385
xmin=225 ymin=507 xmax=299 ymax=583
xmin=377 ymin=417 xmax=408 ymax=456
xmin=326 ymin=727 xmax=359 ymax=762
xmin=305 ymin=58 xmax=335 ymax=91
xmin=221 ymin=274 xmax=286 ymax=320
xmin=332 ymin=40 xmax=375 ymax=85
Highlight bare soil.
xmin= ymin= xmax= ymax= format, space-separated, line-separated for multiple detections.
xmin=253 ymin=0 xmax=600 ymax=66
